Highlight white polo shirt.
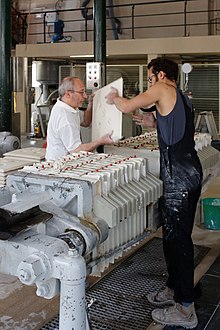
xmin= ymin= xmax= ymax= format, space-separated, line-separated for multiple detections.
xmin=45 ymin=99 xmax=84 ymax=161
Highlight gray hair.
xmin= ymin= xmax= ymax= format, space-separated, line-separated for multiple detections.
xmin=58 ymin=77 xmax=80 ymax=97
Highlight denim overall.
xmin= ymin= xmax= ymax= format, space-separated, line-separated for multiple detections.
xmin=157 ymin=91 xmax=203 ymax=303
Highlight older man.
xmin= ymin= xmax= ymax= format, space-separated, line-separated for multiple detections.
xmin=46 ymin=77 xmax=113 ymax=161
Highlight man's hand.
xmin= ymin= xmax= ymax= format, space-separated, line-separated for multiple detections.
xmin=132 ymin=113 xmax=157 ymax=128
xmin=88 ymin=93 xmax=94 ymax=106
xmin=105 ymin=87 xmax=119 ymax=105
xmin=82 ymin=93 xmax=94 ymax=127
xmin=132 ymin=114 xmax=144 ymax=126
xmin=99 ymin=131 xmax=114 ymax=145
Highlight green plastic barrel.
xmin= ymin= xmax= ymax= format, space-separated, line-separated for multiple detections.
xmin=202 ymin=198 xmax=220 ymax=230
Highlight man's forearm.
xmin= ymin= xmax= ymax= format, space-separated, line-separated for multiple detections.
xmin=82 ymin=103 xmax=92 ymax=127
xmin=71 ymin=133 xmax=113 ymax=153
xmin=73 ymin=140 xmax=100 ymax=153
xmin=111 ymin=96 xmax=135 ymax=113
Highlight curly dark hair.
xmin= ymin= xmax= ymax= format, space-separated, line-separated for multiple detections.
xmin=147 ymin=57 xmax=179 ymax=82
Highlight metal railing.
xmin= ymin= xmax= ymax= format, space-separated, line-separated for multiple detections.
xmin=11 ymin=0 xmax=220 ymax=45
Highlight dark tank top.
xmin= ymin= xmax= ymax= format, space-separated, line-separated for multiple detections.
xmin=156 ymin=89 xmax=189 ymax=146
xmin=157 ymin=86 xmax=202 ymax=191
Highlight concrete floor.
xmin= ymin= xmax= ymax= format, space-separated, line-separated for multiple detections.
xmin=20 ymin=135 xmax=45 ymax=149
xmin=0 ymin=138 xmax=219 ymax=330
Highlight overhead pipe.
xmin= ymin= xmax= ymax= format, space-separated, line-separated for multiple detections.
xmin=81 ymin=0 xmax=121 ymax=40
xmin=184 ymin=0 xmax=187 ymax=37
xmin=81 ymin=0 xmax=93 ymax=20
xmin=108 ymin=0 xmax=120 ymax=40
xmin=94 ymin=0 xmax=106 ymax=87
xmin=0 ymin=0 xmax=12 ymax=132
xmin=94 ymin=0 xmax=106 ymax=153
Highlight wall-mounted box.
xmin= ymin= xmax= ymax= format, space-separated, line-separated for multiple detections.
xmin=45 ymin=12 xmax=57 ymax=25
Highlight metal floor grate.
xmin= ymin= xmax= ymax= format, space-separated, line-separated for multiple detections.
xmin=41 ymin=237 xmax=209 ymax=330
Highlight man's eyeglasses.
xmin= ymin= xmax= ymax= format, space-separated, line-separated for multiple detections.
xmin=147 ymin=74 xmax=156 ymax=83
xmin=68 ymin=90 xmax=87 ymax=96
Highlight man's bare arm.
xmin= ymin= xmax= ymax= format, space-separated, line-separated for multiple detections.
xmin=105 ymin=86 xmax=160 ymax=114
xmin=80 ymin=94 xmax=94 ymax=127
xmin=71 ymin=132 xmax=114 ymax=153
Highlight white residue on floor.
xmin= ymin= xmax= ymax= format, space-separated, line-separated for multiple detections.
xmin=0 ymin=311 xmax=47 ymax=330
xmin=0 ymin=274 xmax=23 ymax=299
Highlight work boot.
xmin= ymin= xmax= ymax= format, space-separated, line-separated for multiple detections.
xmin=147 ymin=287 xmax=175 ymax=306
xmin=152 ymin=302 xmax=198 ymax=329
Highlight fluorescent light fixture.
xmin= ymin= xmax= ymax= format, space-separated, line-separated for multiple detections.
xmin=35 ymin=13 xmax=44 ymax=19
xmin=70 ymin=55 xmax=94 ymax=58
xmin=70 ymin=54 xmax=109 ymax=58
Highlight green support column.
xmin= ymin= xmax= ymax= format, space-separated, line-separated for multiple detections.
xmin=94 ymin=0 xmax=106 ymax=153
xmin=0 ymin=0 xmax=12 ymax=132
xmin=93 ymin=0 xmax=106 ymax=86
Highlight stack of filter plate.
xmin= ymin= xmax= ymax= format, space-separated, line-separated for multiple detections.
xmin=197 ymin=145 xmax=220 ymax=181
xmin=0 ymin=147 xmax=46 ymax=187
xmin=0 ymin=158 xmax=34 ymax=187
xmin=3 ymin=147 xmax=46 ymax=162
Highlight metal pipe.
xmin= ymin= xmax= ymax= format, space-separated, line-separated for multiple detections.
xmin=0 ymin=0 xmax=12 ymax=132
xmin=93 ymin=0 xmax=106 ymax=86
xmin=94 ymin=0 xmax=106 ymax=153
xmin=108 ymin=0 xmax=119 ymax=40
xmin=44 ymin=89 xmax=58 ymax=104
xmin=132 ymin=5 xmax=135 ymax=39
xmin=43 ymin=13 xmax=46 ymax=43
xmin=85 ymin=11 xmax=88 ymax=41
xmin=54 ymin=249 xmax=89 ymax=330
xmin=184 ymin=0 xmax=187 ymax=37
xmin=22 ymin=14 xmax=28 ymax=44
